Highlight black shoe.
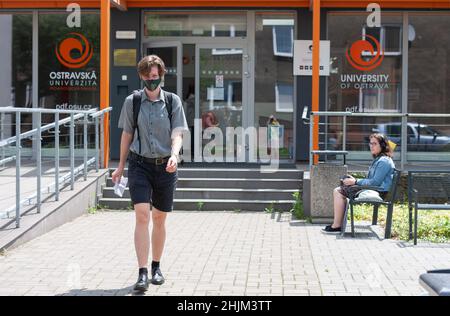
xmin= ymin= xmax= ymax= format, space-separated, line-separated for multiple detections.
xmin=151 ymin=267 xmax=165 ymax=285
xmin=133 ymin=272 xmax=149 ymax=292
xmin=321 ymin=225 xmax=342 ymax=234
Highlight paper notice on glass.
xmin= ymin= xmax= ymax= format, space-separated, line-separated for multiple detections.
xmin=114 ymin=176 xmax=128 ymax=197
xmin=207 ymin=87 xmax=225 ymax=101
xmin=215 ymin=75 xmax=224 ymax=88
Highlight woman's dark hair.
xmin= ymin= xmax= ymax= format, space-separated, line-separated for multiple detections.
xmin=370 ymin=133 xmax=393 ymax=158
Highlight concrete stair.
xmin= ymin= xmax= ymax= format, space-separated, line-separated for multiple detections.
xmin=98 ymin=167 xmax=303 ymax=212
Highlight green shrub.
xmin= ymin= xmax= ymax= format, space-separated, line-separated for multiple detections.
xmin=264 ymin=202 xmax=275 ymax=213
xmin=291 ymin=192 xmax=306 ymax=220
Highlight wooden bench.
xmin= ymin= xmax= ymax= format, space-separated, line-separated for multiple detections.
xmin=408 ymin=171 xmax=450 ymax=245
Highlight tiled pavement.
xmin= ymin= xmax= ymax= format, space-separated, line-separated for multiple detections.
xmin=0 ymin=211 xmax=449 ymax=296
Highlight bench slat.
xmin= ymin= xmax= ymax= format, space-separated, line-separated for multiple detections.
xmin=417 ymin=204 xmax=450 ymax=210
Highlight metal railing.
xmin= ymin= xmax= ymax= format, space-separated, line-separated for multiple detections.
xmin=0 ymin=107 xmax=112 ymax=228
xmin=305 ymin=109 xmax=450 ymax=169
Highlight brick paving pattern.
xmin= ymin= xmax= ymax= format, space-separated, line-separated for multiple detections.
xmin=0 ymin=211 xmax=449 ymax=296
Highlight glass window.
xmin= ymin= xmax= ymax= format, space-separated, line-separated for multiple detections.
xmin=275 ymin=83 xmax=293 ymax=112
xmin=0 ymin=13 xmax=32 ymax=147
xmin=327 ymin=12 xmax=402 ymax=151
xmin=408 ymin=13 xmax=450 ymax=154
xmin=144 ymin=12 xmax=247 ymax=37
xmin=38 ymin=11 xmax=100 ymax=154
xmin=386 ymin=124 xmax=401 ymax=138
xmin=407 ymin=125 xmax=415 ymax=137
xmin=273 ymin=25 xmax=294 ymax=57
xmin=255 ymin=13 xmax=295 ymax=160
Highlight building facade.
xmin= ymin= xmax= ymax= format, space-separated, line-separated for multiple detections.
xmin=1 ymin=1 xmax=449 ymax=166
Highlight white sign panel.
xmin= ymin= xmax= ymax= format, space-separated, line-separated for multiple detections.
xmin=293 ymin=40 xmax=330 ymax=76
xmin=207 ymin=87 xmax=225 ymax=101
xmin=215 ymin=75 xmax=224 ymax=88
xmin=116 ymin=31 xmax=137 ymax=40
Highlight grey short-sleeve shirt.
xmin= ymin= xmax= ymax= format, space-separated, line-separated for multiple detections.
xmin=118 ymin=89 xmax=189 ymax=158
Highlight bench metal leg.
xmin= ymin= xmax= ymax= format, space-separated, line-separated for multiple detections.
xmin=372 ymin=205 xmax=379 ymax=225
xmin=414 ymin=206 xmax=418 ymax=245
xmin=341 ymin=199 xmax=349 ymax=237
xmin=350 ymin=203 xmax=355 ymax=238
xmin=384 ymin=204 xmax=394 ymax=239
xmin=408 ymin=204 xmax=413 ymax=241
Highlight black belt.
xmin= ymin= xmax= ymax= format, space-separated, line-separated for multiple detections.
xmin=129 ymin=151 xmax=170 ymax=165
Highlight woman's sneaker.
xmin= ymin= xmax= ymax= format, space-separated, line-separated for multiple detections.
xmin=321 ymin=225 xmax=342 ymax=234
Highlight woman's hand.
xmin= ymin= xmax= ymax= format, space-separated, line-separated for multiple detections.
xmin=343 ymin=176 xmax=357 ymax=186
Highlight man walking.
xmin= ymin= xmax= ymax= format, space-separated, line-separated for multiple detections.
xmin=112 ymin=55 xmax=188 ymax=292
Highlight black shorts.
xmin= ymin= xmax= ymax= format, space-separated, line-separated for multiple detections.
xmin=127 ymin=155 xmax=177 ymax=212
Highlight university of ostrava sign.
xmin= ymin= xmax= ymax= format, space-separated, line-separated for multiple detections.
xmin=345 ymin=34 xmax=384 ymax=72
xmin=55 ymin=32 xmax=93 ymax=69
xmin=49 ymin=32 xmax=98 ymax=91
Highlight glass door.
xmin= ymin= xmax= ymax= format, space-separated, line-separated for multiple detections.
xmin=145 ymin=42 xmax=182 ymax=97
xmin=195 ymin=44 xmax=250 ymax=162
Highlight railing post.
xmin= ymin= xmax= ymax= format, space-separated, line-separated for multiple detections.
xmin=100 ymin=114 xmax=105 ymax=169
xmin=70 ymin=113 xmax=75 ymax=190
xmin=401 ymin=114 xmax=407 ymax=170
xmin=310 ymin=113 xmax=313 ymax=169
xmin=1 ymin=112 xmax=4 ymax=164
xmin=95 ymin=115 xmax=99 ymax=172
xmin=55 ymin=112 xmax=60 ymax=201
xmin=84 ymin=113 xmax=88 ymax=181
xmin=15 ymin=113 xmax=21 ymax=228
xmin=37 ymin=111 xmax=41 ymax=213
xmin=342 ymin=115 xmax=347 ymax=153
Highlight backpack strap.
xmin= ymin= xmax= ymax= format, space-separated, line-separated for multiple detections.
xmin=132 ymin=90 xmax=142 ymax=155
xmin=163 ymin=90 xmax=173 ymax=128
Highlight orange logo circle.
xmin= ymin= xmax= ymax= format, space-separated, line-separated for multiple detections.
xmin=55 ymin=32 xmax=93 ymax=69
xmin=345 ymin=35 xmax=384 ymax=71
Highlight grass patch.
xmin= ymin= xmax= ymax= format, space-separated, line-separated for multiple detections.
xmin=264 ymin=202 xmax=275 ymax=214
xmin=197 ymin=201 xmax=205 ymax=211
xmin=352 ymin=203 xmax=450 ymax=243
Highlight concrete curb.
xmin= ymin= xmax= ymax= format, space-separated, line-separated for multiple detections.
xmin=0 ymin=169 xmax=109 ymax=252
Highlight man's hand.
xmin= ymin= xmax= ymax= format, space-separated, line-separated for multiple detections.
xmin=112 ymin=165 xmax=124 ymax=184
xmin=166 ymin=155 xmax=178 ymax=173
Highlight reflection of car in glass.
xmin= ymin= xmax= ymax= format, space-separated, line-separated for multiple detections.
xmin=373 ymin=122 xmax=450 ymax=151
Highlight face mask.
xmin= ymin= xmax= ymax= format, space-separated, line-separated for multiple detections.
xmin=143 ymin=78 xmax=161 ymax=91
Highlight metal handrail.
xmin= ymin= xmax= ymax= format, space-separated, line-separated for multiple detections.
xmin=0 ymin=108 xmax=97 ymax=148
xmin=307 ymin=111 xmax=450 ymax=169
xmin=0 ymin=107 xmax=112 ymax=228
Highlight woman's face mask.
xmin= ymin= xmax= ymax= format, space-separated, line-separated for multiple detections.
xmin=143 ymin=78 xmax=161 ymax=91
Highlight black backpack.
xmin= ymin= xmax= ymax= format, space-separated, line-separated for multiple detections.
xmin=132 ymin=89 xmax=173 ymax=154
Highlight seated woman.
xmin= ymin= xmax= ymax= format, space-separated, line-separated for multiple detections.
xmin=322 ymin=133 xmax=395 ymax=234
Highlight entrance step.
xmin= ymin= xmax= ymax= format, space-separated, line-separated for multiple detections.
xmin=100 ymin=167 xmax=302 ymax=212
xmin=102 ymin=187 xmax=299 ymax=200
xmin=105 ymin=177 xmax=301 ymax=190
xmin=108 ymin=167 xmax=302 ymax=179
xmin=98 ymin=198 xmax=295 ymax=212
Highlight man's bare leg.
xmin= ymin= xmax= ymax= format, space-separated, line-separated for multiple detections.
xmin=134 ymin=203 xmax=151 ymax=268
xmin=151 ymin=208 xmax=167 ymax=262
xmin=150 ymin=207 xmax=167 ymax=285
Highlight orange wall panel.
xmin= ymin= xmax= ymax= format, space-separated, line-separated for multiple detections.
xmin=1 ymin=0 xmax=450 ymax=9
